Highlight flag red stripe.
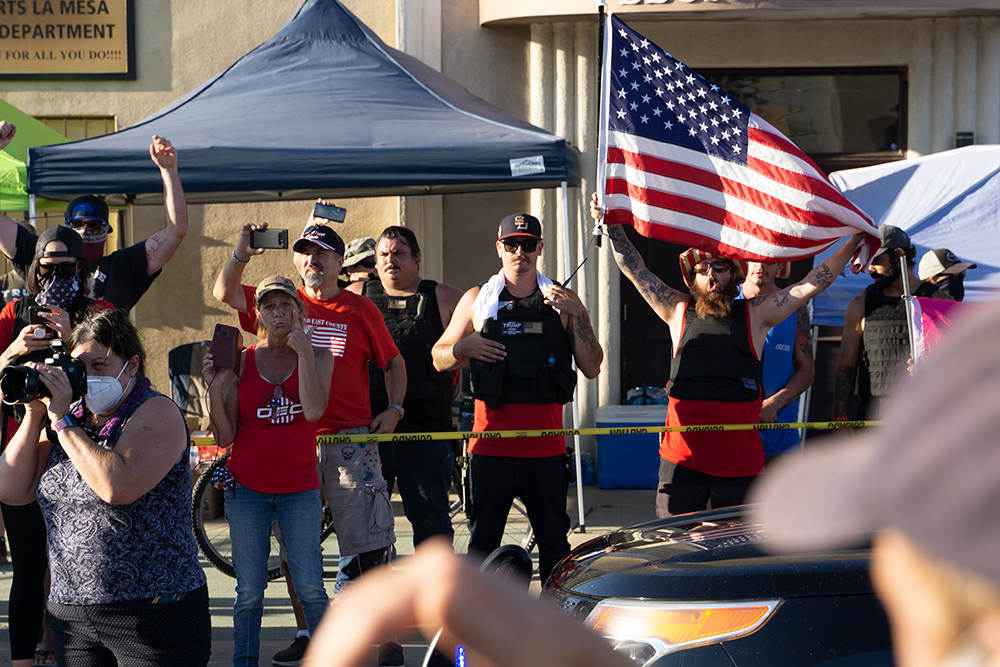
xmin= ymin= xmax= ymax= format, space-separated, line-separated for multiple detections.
xmin=606 ymin=177 xmax=839 ymax=252
xmin=748 ymin=125 xmax=828 ymax=177
xmin=748 ymin=129 xmax=867 ymax=216
xmin=608 ymin=146 xmax=854 ymax=232
xmin=603 ymin=208 xmax=837 ymax=262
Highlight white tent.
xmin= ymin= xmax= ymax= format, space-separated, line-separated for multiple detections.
xmin=811 ymin=145 xmax=1000 ymax=326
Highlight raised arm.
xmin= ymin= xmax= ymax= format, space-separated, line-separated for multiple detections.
xmin=204 ymin=350 xmax=240 ymax=448
xmin=751 ymin=233 xmax=866 ymax=332
xmin=591 ymin=194 xmax=687 ymax=325
xmin=833 ymin=293 xmax=865 ymax=420
xmin=288 ymin=326 xmax=333 ymax=423
xmin=213 ymin=222 xmax=267 ymax=313
xmin=760 ymin=306 xmax=815 ymax=423
xmin=544 ymin=284 xmax=603 ymax=379
xmin=431 ymin=287 xmax=505 ymax=372
xmin=0 ymin=401 xmax=52 ymax=505
xmin=144 ymin=136 xmax=188 ymax=275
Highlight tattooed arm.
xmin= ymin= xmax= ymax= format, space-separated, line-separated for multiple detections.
xmin=591 ymin=193 xmax=688 ymax=326
xmin=834 ymin=293 xmax=865 ymax=420
xmin=546 ymin=285 xmax=603 ymax=379
xmin=760 ymin=307 xmax=816 ymax=423
xmin=605 ymin=224 xmax=689 ymax=326
xmin=751 ymin=233 xmax=865 ymax=332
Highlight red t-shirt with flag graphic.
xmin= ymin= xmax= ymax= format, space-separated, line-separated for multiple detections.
xmin=238 ymin=284 xmax=398 ymax=434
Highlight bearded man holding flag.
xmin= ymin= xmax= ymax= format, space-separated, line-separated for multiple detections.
xmin=590 ymin=14 xmax=880 ymax=517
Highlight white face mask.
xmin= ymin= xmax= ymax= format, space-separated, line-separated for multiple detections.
xmin=84 ymin=362 xmax=132 ymax=415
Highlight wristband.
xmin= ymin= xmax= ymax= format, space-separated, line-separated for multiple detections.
xmin=389 ymin=403 xmax=405 ymax=419
xmin=53 ymin=413 xmax=80 ymax=432
xmin=231 ymin=250 xmax=249 ymax=265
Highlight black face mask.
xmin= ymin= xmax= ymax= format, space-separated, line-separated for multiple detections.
xmin=934 ymin=274 xmax=965 ymax=302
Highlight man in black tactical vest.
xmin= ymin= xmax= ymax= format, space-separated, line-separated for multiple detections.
xmin=349 ymin=226 xmax=463 ymax=549
xmin=432 ymin=213 xmax=604 ymax=582
xmin=590 ymin=193 xmax=866 ymax=518
xmin=835 ymin=225 xmax=952 ymax=422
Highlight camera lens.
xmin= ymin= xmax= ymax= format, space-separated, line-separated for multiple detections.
xmin=0 ymin=366 xmax=44 ymax=404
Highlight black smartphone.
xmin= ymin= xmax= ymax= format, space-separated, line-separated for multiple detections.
xmin=249 ymin=228 xmax=289 ymax=250
xmin=209 ymin=324 xmax=243 ymax=373
xmin=28 ymin=305 xmax=50 ymax=326
xmin=312 ymin=202 xmax=347 ymax=223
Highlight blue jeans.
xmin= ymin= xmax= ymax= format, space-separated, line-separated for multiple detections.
xmin=226 ymin=485 xmax=329 ymax=667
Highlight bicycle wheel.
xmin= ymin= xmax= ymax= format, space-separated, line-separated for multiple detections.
xmin=191 ymin=455 xmax=282 ymax=580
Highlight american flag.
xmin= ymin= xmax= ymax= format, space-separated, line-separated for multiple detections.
xmin=598 ymin=14 xmax=879 ymax=265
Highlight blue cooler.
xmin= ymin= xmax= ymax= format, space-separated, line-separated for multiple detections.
xmin=595 ymin=405 xmax=667 ymax=489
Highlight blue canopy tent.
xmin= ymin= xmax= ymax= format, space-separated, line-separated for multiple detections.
xmin=812 ymin=145 xmax=1000 ymax=327
xmin=27 ymin=0 xmax=580 ymax=205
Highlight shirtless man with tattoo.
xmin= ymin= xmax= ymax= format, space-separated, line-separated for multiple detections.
xmin=740 ymin=261 xmax=815 ymax=461
xmin=0 ymin=120 xmax=187 ymax=313
xmin=433 ymin=212 xmax=602 ymax=582
xmin=591 ymin=193 xmax=863 ymax=517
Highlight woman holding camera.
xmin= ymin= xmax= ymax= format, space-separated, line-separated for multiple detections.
xmin=204 ymin=275 xmax=334 ymax=667
xmin=0 ymin=226 xmax=113 ymax=667
xmin=0 ymin=308 xmax=211 ymax=666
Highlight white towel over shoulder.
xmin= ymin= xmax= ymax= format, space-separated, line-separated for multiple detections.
xmin=471 ymin=268 xmax=557 ymax=321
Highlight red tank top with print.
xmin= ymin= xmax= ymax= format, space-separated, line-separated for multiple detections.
xmin=227 ymin=345 xmax=320 ymax=494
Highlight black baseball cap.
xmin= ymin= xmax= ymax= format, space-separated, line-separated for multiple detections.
xmin=870 ymin=224 xmax=911 ymax=259
xmin=497 ymin=213 xmax=542 ymax=240
xmin=35 ymin=225 xmax=86 ymax=262
xmin=292 ymin=225 xmax=345 ymax=256
xmin=64 ymin=195 xmax=112 ymax=233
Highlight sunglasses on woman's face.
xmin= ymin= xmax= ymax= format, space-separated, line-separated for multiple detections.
xmin=502 ymin=238 xmax=539 ymax=253
xmin=694 ymin=260 xmax=731 ymax=276
xmin=38 ymin=261 xmax=78 ymax=279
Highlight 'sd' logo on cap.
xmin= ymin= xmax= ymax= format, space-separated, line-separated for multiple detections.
xmin=514 ymin=215 xmax=529 ymax=230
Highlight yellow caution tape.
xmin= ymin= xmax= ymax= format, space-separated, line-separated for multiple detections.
xmin=191 ymin=420 xmax=881 ymax=447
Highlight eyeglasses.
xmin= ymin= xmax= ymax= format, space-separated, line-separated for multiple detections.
xmin=38 ymin=261 xmax=78 ymax=279
xmin=502 ymin=238 xmax=539 ymax=253
xmin=66 ymin=218 xmax=108 ymax=232
xmin=694 ymin=260 xmax=731 ymax=275
xmin=358 ymin=258 xmax=376 ymax=269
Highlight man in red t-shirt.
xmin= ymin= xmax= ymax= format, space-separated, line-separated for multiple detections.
xmin=432 ymin=213 xmax=603 ymax=583
xmin=214 ymin=208 xmax=405 ymax=665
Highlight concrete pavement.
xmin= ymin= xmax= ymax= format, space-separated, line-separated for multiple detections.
xmin=0 ymin=485 xmax=656 ymax=666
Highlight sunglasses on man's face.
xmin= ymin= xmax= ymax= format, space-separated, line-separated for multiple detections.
xmin=66 ymin=218 xmax=108 ymax=232
xmin=38 ymin=261 xmax=78 ymax=279
xmin=694 ymin=260 xmax=731 ymax=276
xmin=358 ymin=258 xmax=376 ymax=270
xmin=502 ymin=238 xmax=539 ymax=253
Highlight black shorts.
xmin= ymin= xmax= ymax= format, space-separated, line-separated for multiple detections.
xmin=46 ymin=585 xmax=212 ymax=667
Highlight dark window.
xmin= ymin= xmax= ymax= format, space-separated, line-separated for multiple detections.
xmin=701 ymin=68 xmax=906 ymax=173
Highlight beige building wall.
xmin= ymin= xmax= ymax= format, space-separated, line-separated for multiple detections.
xmin=2 ymin=0 xmax=402 ymax=394
xmin=4 ymin=1 xmax=999 ymax=456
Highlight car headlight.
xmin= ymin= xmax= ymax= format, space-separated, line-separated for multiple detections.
xmin=585 ymin=598 xmax=782 ymax=665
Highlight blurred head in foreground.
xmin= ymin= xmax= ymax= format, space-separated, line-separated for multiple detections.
xmin=751 ymin=299 xmax=1000 ymax=667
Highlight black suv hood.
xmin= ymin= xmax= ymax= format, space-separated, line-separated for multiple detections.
xmin=548 ymin=506 xmax=874 ymax=601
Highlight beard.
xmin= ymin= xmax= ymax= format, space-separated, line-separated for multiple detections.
xmin=690 ymin=277 xmax=739 ymax=319
xmin=871 ymin=263 xmax=901 ymax=291
xmin=302 ymin=269 xmax=324 ymax=289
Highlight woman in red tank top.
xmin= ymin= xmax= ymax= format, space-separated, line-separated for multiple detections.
xmin=204 ymin=275 xmax=334 ymax=667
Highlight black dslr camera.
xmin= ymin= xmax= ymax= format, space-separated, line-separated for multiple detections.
xmin=0 ymin=340 xmax=87 ymax=405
